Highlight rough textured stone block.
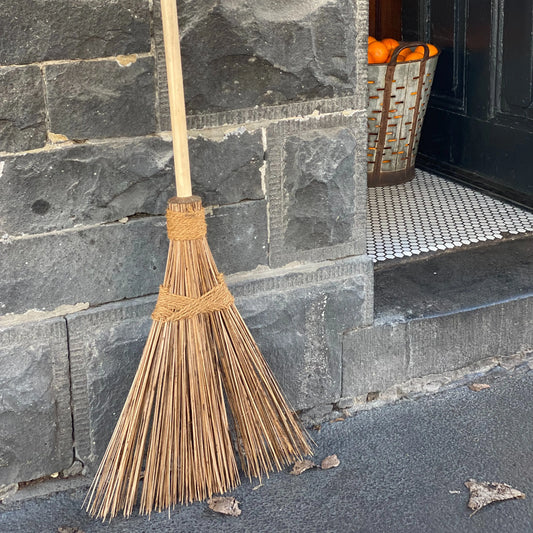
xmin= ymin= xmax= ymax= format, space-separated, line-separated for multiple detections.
xmin=45 ymin=57 xmax=156 ymax=140
xmin=67 ymin=297 xmax=154 ymax=469
xmin=0 ymin=131 xmax=266 ymax=237
xmin=235 ymin=258 xmax=372 ymax=410
xmin=154 ymin=0 xmax=357 ymax=117
xmin=342 ymin=322 xmax=409 ymax=397
xmin=282 ymin=127 xmax=357 ymax=252
xmin=342 ymin=298 xmax=533 ymax=397
xmin=0 ymin=318 xmax=72 ymax=484
xmin=0 ymin=66 xmax=46 ymax=152
xmin=266 ymin=115 xmax=367 ymax=268
xmin=189 ymin=129 xmax=264 ymax=205
xmin=406 ymin=300 xmax=532 ymax=378
xmin=0 ymin=201 xmax=268 ymax=316
xmin=0 ymin=217 xmax=166 ymax=317
xmin=206 ymin=200 xmax=269 ymax=275
xmin=237 ymin=279 xmax=361 ymax=410
xmin=0 ymin=137 xmax=174 ymax=236
xmin=0 ymin=0 xmax=150 ymax=66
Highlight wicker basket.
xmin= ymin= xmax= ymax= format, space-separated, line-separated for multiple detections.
xmin=367 ymin=42 xmax=439 ymax=187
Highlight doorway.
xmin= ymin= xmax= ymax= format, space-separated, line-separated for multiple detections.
xmin=370 ymin=0 xmax=533 ymax=209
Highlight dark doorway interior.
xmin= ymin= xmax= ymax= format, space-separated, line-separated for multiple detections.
xmin=370 ymin=0 xmax=533 ymax=209
xmin=369 ymin=0 xmax=402 ymax=40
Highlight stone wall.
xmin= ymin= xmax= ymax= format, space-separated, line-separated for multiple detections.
xmin=0 ymin=0 xmax=371 ymax=484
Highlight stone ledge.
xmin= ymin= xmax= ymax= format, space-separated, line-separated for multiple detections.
xmin=342 ymin=296 xmax=533 ymax=397
xmin=374 ymin=235 xmax=533 ymax=320
xmin=299 ymin=349 xmax=533 ymax=426
xmin=184 ymin=97 xmax=366 ymax=131
xmin=229 ymin=254 xmax=373 ymax=313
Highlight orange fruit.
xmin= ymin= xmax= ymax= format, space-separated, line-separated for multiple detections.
xmin=368 ymin=36 xmax=377 ymax=44
xmin=381 ymin=38 xmax=399 ymax=53
xmin=390 ymin=47 xmax=411 ymax=63
xmin=368 ymin=41 xmax=389 ymax=64
xmin=398 ymin=48 xmax=411 ymax=59
xmin=405 ymin=51 xmax=424 ymax=62
xmin=415 ymin=44 xmax=438 ymax=57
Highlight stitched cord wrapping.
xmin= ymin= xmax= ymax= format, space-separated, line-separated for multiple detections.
xmin=152 ymin=273 xmax=234 ymax=322
xmin=166 ymin=207 xmax=207 ymax=240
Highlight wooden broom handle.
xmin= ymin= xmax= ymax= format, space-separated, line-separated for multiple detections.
xmin=160 ymin=0 xmax=192 ymax=197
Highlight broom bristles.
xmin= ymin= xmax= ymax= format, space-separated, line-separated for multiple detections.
xmin=86 ymin=197 xmax=311 ymax=520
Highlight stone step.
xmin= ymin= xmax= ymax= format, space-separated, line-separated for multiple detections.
xmin=342 ymin=235 xmax=533 ymax=398
xmin=374 ymin=234 xmax=532 ymax=321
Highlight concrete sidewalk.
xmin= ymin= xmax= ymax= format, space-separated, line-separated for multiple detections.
xmin=1 ymin=360 xmax=532 ymax=533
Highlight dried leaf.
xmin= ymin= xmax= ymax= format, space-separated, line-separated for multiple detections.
xmin=332 ymin=417 xmax=345 ymax=423
xmin=207 ymin=497 xmax=241 ymax=517
xmin=468 ymin=383 xmax=490 ymax=392
xmin=465 ymin=479 xmax=525 ymax=512
xmin=321 ymin=454 xmax=340 ymax=470
xmin=290 ymin=459 xmax=317 ymax=475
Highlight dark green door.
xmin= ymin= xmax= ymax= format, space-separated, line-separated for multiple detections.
xmin=403 ymin=0 xmax=533 ymax=207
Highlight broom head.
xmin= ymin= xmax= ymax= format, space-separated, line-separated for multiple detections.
xmin=85 ymin=196 xmax=311 ymax=519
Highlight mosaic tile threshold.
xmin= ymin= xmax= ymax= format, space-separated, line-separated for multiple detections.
xmin=367 ymin=169 xmax=533 ymax=263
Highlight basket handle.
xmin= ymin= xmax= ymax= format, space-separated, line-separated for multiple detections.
xmin=389 ymin=41 xmax=431 ymax=66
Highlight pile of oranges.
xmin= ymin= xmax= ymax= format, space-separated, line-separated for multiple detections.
xmin=368 ymin=37 xmax=438 ymax=64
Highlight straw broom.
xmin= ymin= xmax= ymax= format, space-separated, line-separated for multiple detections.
xmin=85 ymin=0 xmax=311 ymax=520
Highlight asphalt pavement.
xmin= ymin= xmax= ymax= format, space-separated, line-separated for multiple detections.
xmin=1 ymin=360 xmax=532 ymax=533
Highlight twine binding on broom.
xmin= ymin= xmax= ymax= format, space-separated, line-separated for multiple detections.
xmin=153 ymin=207 xmax=234 ymax=322
xmin=166 ymin=207 xmax=207 ymax=240
xmin=152 ymin=273 xmax=234 ymax=322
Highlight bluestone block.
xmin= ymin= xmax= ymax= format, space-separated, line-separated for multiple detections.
xmin=0 ymin=200 xmax=269 ymax=316
xmin=68 ymin=255 xmax=372 ymax=468
xmin=0 ymin=0 xmax=150 ymax=66
xmin=0 ymin=66 xmax=46 ymax=152
xmin=67 ymin=297 xmax=154 ymax=469
xmin=154 ymin=0 xmax=357 ymax=119
xmin=45 ymin=57 xmax=156 ymax=140
xmin=0 ymin=318 xmax=72 ymax=484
